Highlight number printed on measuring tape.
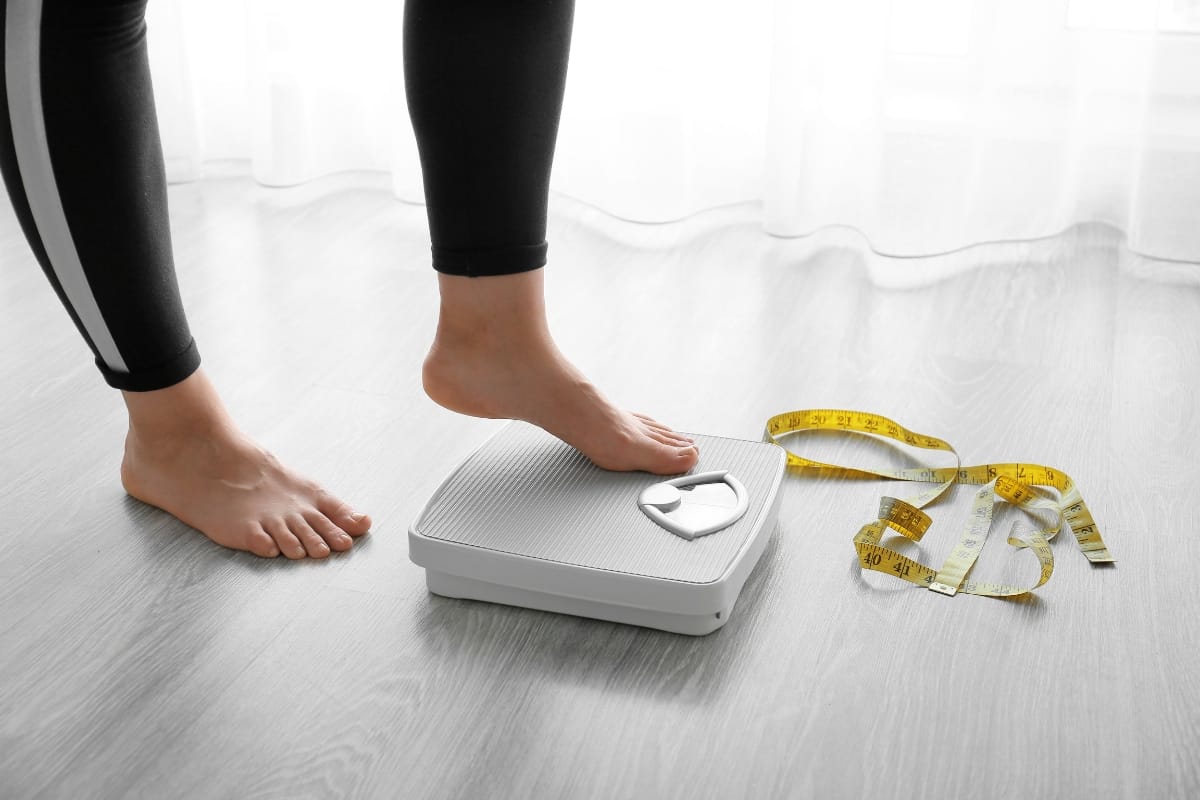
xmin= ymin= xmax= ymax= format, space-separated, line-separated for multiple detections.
xmin=763 ymin=409 xmax=1113 ymax=598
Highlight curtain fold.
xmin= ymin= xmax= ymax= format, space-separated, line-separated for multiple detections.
xmin=146 ymin=0 xmax=1200 ymax=263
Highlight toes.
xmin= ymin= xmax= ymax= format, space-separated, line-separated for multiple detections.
xmin=288 ymin=514 xmax=331 ymax=559
xmin=264 ymin=517 xmax=307 ymax=560
xmin=672 ymin=444 xmax=700 ymax=472
xmin=315 ymin=490 xmax=372 ymax=537
xmin=646 ymin=442 xmax=700 ymax=475
xmin=646 ymin=429 xmax=686 ymax=448
xmin=587 ymin=420 xmax=700 ymax=474
xmin=645 ymin=427 xmax=695 ymax=448
xmin=605 ymin=426 xmax=699 ymax=474
xmin=633 ymin=413 xmax=694 ymax=443
xmin=245 ymin=525 xmax=280 ymax=558
xmin=305 ymin=510 xmax=354 ymax=552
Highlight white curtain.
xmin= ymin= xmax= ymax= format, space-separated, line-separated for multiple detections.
xmin=147 ymin=0 xmax=1200 ymax=263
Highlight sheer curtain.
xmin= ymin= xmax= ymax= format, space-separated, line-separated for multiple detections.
xmin=147 ymin=0 xmax=1200 ymax=263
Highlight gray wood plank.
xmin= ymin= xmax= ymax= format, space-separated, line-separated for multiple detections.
xmin=0 ymin=169 xmax=1196 ymax=799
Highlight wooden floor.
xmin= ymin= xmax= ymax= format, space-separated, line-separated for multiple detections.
xmin=1 ymin=165 xmax=1197 ymax=799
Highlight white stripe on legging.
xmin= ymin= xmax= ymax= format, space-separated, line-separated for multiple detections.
xmin=5 ymin=0 xmax=129 ymax=374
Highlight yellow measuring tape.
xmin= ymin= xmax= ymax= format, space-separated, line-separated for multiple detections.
xmin=764 ymin=409 xmax=1113 ymax=597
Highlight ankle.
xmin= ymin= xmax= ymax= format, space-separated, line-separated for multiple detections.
xmin=122 ymin=369 xmax=235 ymax=442
xmin=434 ymin=270 xmax=552 ymax=345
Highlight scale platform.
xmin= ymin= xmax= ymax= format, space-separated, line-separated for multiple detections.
xmin=409 ymin=422 xmax=786 ymax=635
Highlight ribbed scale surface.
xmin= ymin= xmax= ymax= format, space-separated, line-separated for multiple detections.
xmin=415 ymin=422 xmax=784 ymax=583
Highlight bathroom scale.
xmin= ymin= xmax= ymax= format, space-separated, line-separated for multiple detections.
xmin=409 ymin=421 xmax=787 ymax=635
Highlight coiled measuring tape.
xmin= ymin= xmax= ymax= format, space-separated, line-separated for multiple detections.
xmin=764 ymin=409 xmax=1114 ymax=597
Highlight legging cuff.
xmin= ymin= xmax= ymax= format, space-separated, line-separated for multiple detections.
xmin=99 ymin=338 xmax=201 ymax=392
xmin=432 ymin=242 xmax=548 ymax=278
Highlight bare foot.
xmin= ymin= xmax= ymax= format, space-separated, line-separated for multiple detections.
xmin=422 ymin=270 xmax=699 ymax=475
xmin=119 ymin=370 xmax=371 ymax=559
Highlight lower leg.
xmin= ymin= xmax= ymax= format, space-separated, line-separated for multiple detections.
xmin=0 ymin=0 xmax=371 ymax=559
xmin=423 ymin=270 xmax=698 ymax=474
xmin=405 ymin=0 xmax=698 ymax=474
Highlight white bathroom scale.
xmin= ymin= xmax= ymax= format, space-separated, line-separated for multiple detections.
xmin=409 ymin=422 xmax=787 ymax=635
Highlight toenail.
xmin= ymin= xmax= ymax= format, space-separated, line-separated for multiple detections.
xmin=351 ymin=511 xmax=367 ymax=521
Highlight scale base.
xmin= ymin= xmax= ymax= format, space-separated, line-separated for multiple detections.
xmin=427 ymin=569 xmax=737 ymax=636
xmin=410 ymin=422 xmax=786 ymax=637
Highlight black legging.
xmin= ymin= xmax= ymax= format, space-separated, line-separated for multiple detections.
xmin=0 ymin=0 xmax=574 ymax=392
